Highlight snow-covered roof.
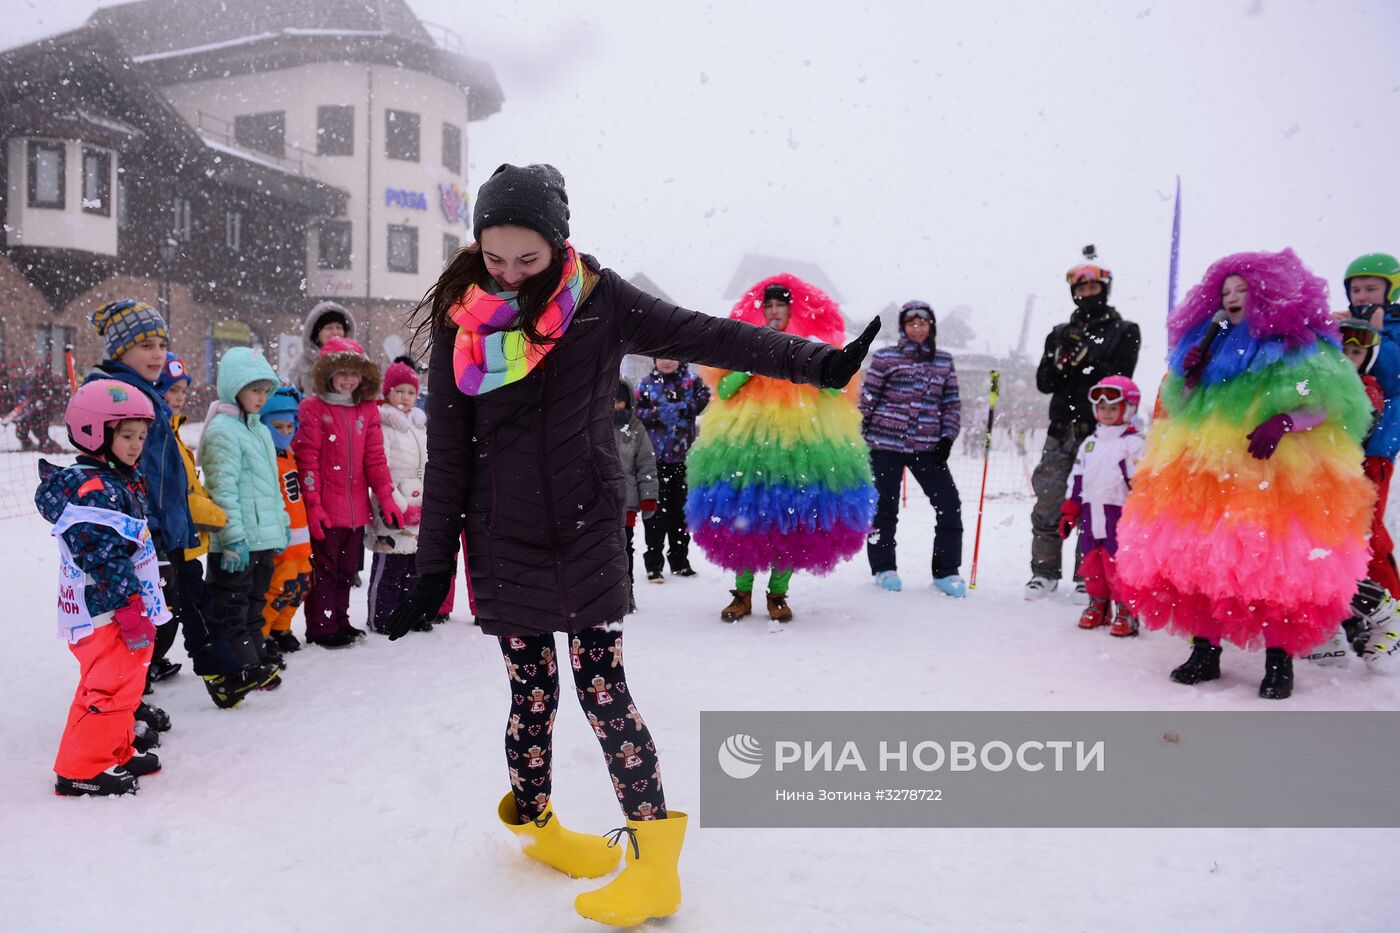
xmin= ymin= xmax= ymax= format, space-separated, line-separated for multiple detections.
xmin=89 ymin=0 xmax=431 ymax=58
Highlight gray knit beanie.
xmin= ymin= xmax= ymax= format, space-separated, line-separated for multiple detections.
xmin=472 ymin=163 xmax=571 ymax=249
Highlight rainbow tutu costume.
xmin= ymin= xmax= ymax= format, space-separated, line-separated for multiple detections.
xmin=685 ymin=274 xmax=876 ymax=574
xmin=1116 ymin=249 xmax=1374 ymax=654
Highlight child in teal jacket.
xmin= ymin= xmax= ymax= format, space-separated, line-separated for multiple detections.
xmin=199 ymin=347 xmax=290 ymax=680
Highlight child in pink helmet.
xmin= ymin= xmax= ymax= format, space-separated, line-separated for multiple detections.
xmin=35 ymin=380 xmax=170 ymax=796
xmin=1057 ymin=375 xmax=1146 ymax=635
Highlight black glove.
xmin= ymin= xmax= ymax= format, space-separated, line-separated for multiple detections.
xmin=1054 ymin=329 xmax=1089 ymax=370
xmin=820 ymin=317 xmax=881 ymax=389
xmin=932 ymin=437 xmax=953 ymax=463
xmin=384 ymin=571 xmax=454 ymax=641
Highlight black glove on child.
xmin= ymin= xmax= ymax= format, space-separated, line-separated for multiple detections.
xmin=932 ymin=437 xmax=953 ymax=464
xmin=384 ymin=571 xmax=455 ymax=640
xmin=820 ymin=318 xmax=881 ymax=389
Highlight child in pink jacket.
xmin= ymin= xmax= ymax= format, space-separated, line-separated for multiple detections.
xmin=292 ymin=338 xmax=403 ymax=648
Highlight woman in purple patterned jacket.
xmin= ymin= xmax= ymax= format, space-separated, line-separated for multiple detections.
xmin=858 ymin=300 xmax=966 ymax=597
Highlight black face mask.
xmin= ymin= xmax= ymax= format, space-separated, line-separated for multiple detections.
xmin=1072 ymin=291 xmax=1109 ymax=313
xmin=613 ymin=408 xmax=630 ymax=427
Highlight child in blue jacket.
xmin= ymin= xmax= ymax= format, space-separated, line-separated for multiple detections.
xmin=86 ymin=300 xmax=198 ymax=687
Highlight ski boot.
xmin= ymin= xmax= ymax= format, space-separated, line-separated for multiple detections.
xmin=345 ymin=624 xmax=367 ymax=641
xmin=647 ymin=571 xmax=666 ymax=584
xmin=132 ymin=721 xmax=160 ymax=753
xmin=271 ymin=630 xmax=302 ymax=653
xmin=1170 ymin=637 xmax=1222 ymax=685
xmin=147 ymin=658 xmax=182 ymax=683
xmin=1259 ymin=647 xmax=1293 ymax=700
xmin=262 ymin=639 xmax=287 ymax=670
xmin=249 ymin=661 xmax=283 ymax=691
xmin=135 ymin=702 xmax=171 ymax=733
xmin=1108 ymin=605 xmax=1139 ymax=637
xmin=766 ymin=592 xmax=792 ymax=623
xmin=672 ymin=566 xmax=698 ymax=578
xmin=933 ymin=575 xmax=967 ymax=598
xmin=1363 ymin=612 xmax=1400 ymax=668
xmin=874 ymin=570 xmax=902 ymax=592
xmin=118 ymin=750 xmax=161 ymax=778
xmin=203 ymin=673 xmax=246 ymax=710
xmin=720 ymin=590 xmax=752 ymax=623
xmin=56 ymin=766 xmax=137 ymax=797
xmin=1078 ymin=598 xmax=1111 ymax=630
xmin=1024 ymin=576 xmax=1057 ymax=600
xmin=1344 ymin=579 xmax=1387 ymax=655
xmin=308 ymin=630 xmax=357 ymax=649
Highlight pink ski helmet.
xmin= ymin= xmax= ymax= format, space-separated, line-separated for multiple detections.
xmin=65 ymin=379 xmax=155 ymax=454
xmin=1087 ymin=375 xmax=1141 ymax=415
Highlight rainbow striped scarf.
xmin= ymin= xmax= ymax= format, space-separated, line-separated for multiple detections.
xmin=448 ymin=244 xmax=586 ymax=395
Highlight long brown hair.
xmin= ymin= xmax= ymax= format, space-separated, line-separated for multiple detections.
xmin=410 ymin=243 xmax=566 ymax=354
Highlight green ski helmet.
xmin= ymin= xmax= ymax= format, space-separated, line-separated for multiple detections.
xmin=1344 ymin=253 xmax=1400 ymax=304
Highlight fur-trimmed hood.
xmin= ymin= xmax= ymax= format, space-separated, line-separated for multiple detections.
xmin=730 ymin=273 xmax=845 ymax=346
xmin=288 ymin=301 xmax=357 ymax=394
xmin=312 ymin=341 xmax=381 ymax=403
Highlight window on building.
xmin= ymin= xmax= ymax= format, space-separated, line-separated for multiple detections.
xmin=81 ymin=148 xmax=111 ymax=216
xmin=234 ymin=111 xmax=286 ymax=158
xmin=34 ymin=324 xmax=74 ymax=376
xmin=442 ymin=122 xmax=461 ymax=174
xmin=317 ymin=105 xmax=354 ymax=156
xmin=385 ymin=110 xmax=420 ymax=161
xmin=318 ymin=219 xmax=352 ymax=269
xmin=27 ymin=140 xmax=65 ymax=209
xmin=443 ymin=232 xmax=461 ymax=266
xmin=172 ymin=197 xmax=192 ymax=241
xmin=226 ymin=210 xmax=243 ymax=252
xmin=387 ymin=224 xmax=418 ymax=274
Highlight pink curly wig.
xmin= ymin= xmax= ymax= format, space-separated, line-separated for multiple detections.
xmin=1166 ymin=247 xmax=1336 ymax=352
xmin=730 ymin=273 xmax=845 ymax=346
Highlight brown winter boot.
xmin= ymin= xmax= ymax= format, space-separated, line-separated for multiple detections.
xmin=766 ymin=592 xmax=793 ymax=623
xmin=720 ymin=589 xmax=752 ymax=622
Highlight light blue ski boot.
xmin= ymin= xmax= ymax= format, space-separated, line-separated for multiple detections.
xmin=874 ymin=570 xmax=902 ymax=592
xmin=933 ymin=575 xmax=967 ymax=598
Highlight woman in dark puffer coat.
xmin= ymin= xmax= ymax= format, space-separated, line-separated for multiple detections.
xmin=383 ymin=163 xmax=877 ymax=927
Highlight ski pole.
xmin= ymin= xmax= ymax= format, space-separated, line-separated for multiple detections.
xmin=64 ymin=348 xmax=77 ymax=394
xmin=968 ymin=370 xmax=1000 ymax=590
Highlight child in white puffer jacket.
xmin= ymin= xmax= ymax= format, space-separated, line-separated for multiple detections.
xmin=367 ymin=360 xmax=428 ymax=633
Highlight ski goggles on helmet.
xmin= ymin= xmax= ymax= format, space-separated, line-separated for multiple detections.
xmin=1088 ymin=384 xmax=1127 ymax=405
xmin=900 ymin=301 xmax=933 ymax=321
xmin=1341 ymin=328 xmax=1380 ymax=349
xmin=1067 ymin=264 xmax=1111 ymax=286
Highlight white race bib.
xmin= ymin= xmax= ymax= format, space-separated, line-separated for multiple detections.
xmin=52 ymin=501 xmax=172 ymax=643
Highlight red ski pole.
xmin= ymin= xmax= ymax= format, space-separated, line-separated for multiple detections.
xmin=968 ymin=370 xmax=1000 ymax=590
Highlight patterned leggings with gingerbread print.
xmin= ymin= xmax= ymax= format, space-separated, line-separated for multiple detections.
xmin=501 ymin=623 xmax=668 ymax=823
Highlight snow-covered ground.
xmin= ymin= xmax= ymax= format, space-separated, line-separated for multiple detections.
xmin=1 ymin=448 xmax=1396 ymax=932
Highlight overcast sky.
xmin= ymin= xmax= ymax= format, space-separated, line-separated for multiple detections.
xmin=8 ymin=0 xmax=1400 ymax=391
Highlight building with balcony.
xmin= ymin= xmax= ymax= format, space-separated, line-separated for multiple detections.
xmin=0 ymin=0 xmax=500 ymax=388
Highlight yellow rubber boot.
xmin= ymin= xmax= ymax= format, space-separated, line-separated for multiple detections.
xmin=496 ymin=792 xmax=622 ymax=879
xmin=574 ymin=811 xmax=688 ymax=927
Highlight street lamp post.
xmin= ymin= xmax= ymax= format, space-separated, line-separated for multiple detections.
xmin=157 ymin=235 xmax=179 ymax=329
